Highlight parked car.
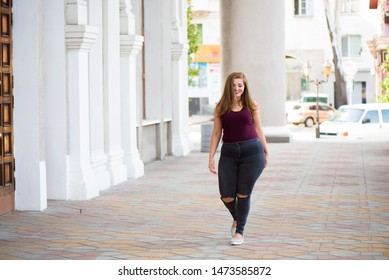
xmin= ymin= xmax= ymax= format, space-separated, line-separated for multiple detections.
xmin=320 ymin=103 xmax=389 ymax=139
xmin=287 ymin=103 xmax=336 ymax=127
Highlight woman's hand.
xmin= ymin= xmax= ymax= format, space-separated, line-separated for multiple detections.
xmin=264 ymin=152 xmax=269 ymax=168
xmin=208 ymin=158 xmax=217 ymax=175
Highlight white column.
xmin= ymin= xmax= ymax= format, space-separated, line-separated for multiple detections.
xmin=220 ymin=0 xmax=290 ymax=142
xmin=44 ymin=0 xmax=67 ymax=200
xmin=171 ymin=0 xmax=191 ymax=156
xmin=89 ymin=0 xmax=111 ymax=191
xmin=120 ymin=0 xmax=144 ymax=178
xmin=13 ymin=0 xmax=47 ymax=211
xmin=103 ymin=0 xmax=127 ymax=184
xmin=144 ymin=0 xmax=166 ymax=160
xmin=65 ymin=0 xmax=99 ymax=199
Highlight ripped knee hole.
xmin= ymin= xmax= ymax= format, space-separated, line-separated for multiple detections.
xmin=221 ymin=197 xmax=235 ymax=203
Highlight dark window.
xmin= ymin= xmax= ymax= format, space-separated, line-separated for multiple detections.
xmin=363 ymin=110 xmax=379 ymax=124
xmin=293 ymin=105 xmax=302 ymax=110
xmin=294 ymin=0 xmax=313 ymax=16
xmin=342 ymin=35 xmax=362 ymax=58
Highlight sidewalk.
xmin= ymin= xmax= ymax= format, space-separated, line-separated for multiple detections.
xmin=0 ymin=119 xmax=389 ymax=260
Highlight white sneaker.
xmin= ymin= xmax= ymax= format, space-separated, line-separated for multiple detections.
xmin=230 ymin=236 xmax=244 ymax=245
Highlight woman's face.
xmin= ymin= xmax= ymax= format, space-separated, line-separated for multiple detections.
xmin=233 ymin=78 xmax=245 ymax=100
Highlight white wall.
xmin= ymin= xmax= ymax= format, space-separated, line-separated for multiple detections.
xmin=13 ymin=0 xmax=47 ymax=210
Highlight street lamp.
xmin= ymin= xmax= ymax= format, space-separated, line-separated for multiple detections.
xmin=303 ymin=60 xmax=332 ymax=138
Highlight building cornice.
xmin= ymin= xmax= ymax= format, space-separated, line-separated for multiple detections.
xmin=172 ymin=43 xmax=188 ymax=61
xmin=367 ymin=37 xmax=389 ymax=58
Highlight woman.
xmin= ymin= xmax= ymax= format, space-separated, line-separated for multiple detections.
xmin=208 ymin=72 xmax=269 ymax=245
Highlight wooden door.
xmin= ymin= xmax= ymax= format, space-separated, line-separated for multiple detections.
xmin=0 ymin=0 xmax=13 ymax=216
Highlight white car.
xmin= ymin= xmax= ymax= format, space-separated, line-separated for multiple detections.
xmin=320 ymin=103 xmax=389 ymax=140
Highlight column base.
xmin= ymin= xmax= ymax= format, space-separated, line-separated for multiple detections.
xmin=125 ymin=151 xmax=144 ymax=179
xmin=172 ymin=134 xmax=191 ymax=156
xmin=263 ymin=126 xmax=291 ymax=143
xmin=91 ymin=156 xmax=111 ymax=191
xmin=107 ymin=147 xmax=128 ymax=185
xmin=16 ymin=161 xmax=48 ymax=211
xmin=68 ymin=167 xmax=99 ymax=200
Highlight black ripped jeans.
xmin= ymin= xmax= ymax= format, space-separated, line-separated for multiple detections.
xmin=218 ymin=138 xmax=265 ymax=235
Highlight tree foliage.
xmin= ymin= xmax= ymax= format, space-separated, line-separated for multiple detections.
xmin=187 ymin=0 xmax=201 ymax=86
xmin=379 ymin=48 xmax=389 ymax=103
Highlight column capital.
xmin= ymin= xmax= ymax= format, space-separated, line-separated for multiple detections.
xmin=120 ymin=34 xmax=144 ymax=56
xmin=171 ymin=43 xmax=188 ymax=61
xmin=65 ymin=25 xmax=99 ymax=52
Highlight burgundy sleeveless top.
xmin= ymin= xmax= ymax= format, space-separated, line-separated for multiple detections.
xmin=221 ymin=107 xmax=258 ymax=143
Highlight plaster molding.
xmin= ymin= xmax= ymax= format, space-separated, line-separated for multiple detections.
xmin=119 ymin=0 xmax=134 ymax=14
xmin=120 ymin=34 xmax=144 ymax=56
xmin=171 ymin=0 xmax=183 ymax=43
xmin=66 ymin=0 xmax=88 ymax=25
xmin=65 ymin=25 xmax=99 ymax=52
xmin=66 ymin=0 xmax=87 ymax=3
xmin=367 ymin=37 xmax=389 ymax=58
xmin=171 ymin=43 xmax=188 ymax=61
xmin=120 ymin=0 xmax=135 ymax=34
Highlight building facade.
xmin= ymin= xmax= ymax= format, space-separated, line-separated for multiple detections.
xmin=367 ymin=0 xmax=389 ymax=98
xmin=0 ymin=0 xmax=191 ymax=215
xmin=286 ymin=0 xmax=379 ymax=106
xmin=1 ymin=0 xmax=383 ymax=215
xmin=190 ymin=0 xmax=379 ymax=108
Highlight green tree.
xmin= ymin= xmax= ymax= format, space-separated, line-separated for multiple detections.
xmin=379 ymin=48 xmax=389 ymax=103
xmin=187 ymin=0 xmax=201 ymax=86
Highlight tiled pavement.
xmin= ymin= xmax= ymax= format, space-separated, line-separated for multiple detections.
xmin=1 ymin=122 xmax=389 ymax=260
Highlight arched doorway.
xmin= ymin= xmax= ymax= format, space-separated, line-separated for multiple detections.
xmin=285 ymin=55 xmax=306 ymax=102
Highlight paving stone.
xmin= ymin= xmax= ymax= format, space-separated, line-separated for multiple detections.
xmin=1 ymin=141 xmax=389 ymax=260
xmin=330 ymin=250 xmax=361 ymax=257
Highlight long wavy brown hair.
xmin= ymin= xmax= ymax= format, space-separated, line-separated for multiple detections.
xmin=215 ymin=72 xmax=257 ymax=117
